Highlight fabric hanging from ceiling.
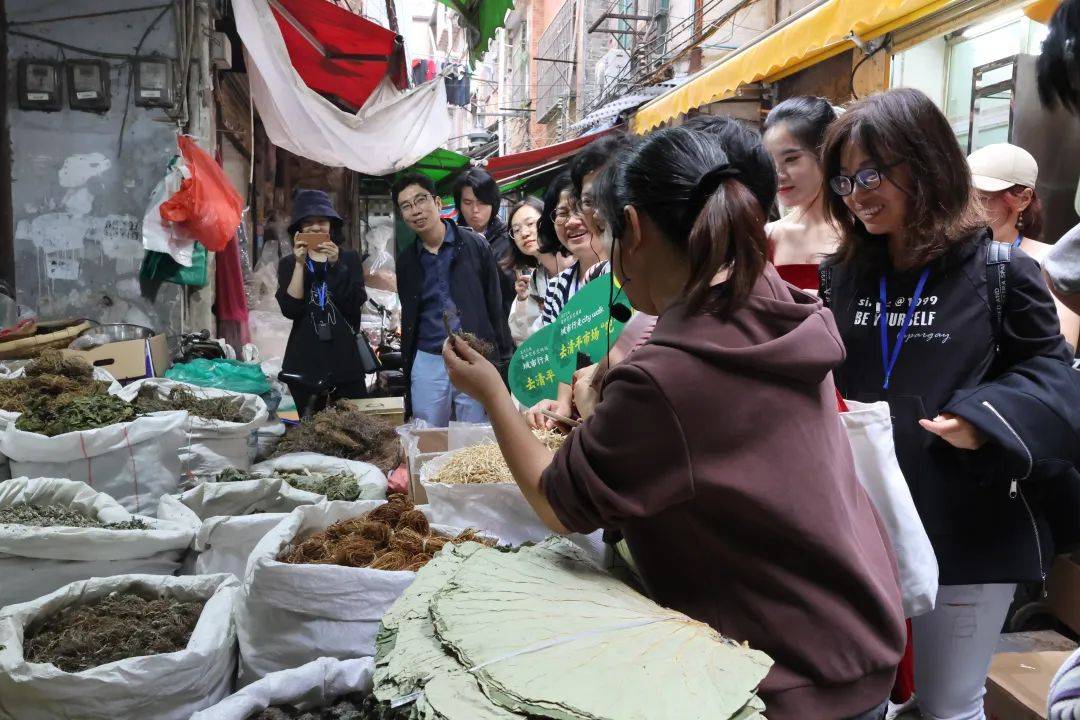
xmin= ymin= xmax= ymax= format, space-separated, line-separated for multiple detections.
xmin=233 ymin=0 xmax=451 ymax=176
xmin=633 ymin=0 xmax=961 ymax=132
xmin=483 ymin=127 xmax=618 ymax=181
xmin=269 ymin=0 xmax=407 ymax=109
xmin=436 ymin=0 xmax=515 ymax=63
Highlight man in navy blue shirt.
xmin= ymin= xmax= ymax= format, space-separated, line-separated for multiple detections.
xmin=393 ymin=172 xmax=512 ymax=424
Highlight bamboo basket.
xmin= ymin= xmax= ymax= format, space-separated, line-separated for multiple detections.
xmin=0 ymin=319 xmax=92 ymax=360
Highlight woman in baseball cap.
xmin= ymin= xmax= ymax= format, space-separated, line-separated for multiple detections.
xmin=968 ymin=143 xmax=1078 ymax=348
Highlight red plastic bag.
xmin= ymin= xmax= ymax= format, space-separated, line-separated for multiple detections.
xmin=159 ymin=135 xmax=243 ymax=252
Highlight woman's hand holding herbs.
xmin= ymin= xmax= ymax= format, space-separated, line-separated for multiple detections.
xmin=443 ymin=335 xmax=505 ymax=406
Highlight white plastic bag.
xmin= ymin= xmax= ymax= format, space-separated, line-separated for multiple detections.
xmin=840 ymin=399 xmax=938 ymax=618
xmin=252 ymin=452 xmax=388 ymax=500
xmin=118 ymin=379 xmax=269 ymax=478
xmin=190 ymin=657 xmax=374 ymax=720
xmin=0 ymin=573 xmax=240 ymax=720
xmin=0 ymin=411 xmax=189 ymax=517
xmin=236 ymin=501 xmax=475 ymax=683
xmin=157 ymin=478 xmax=324 ymax=578
xmin=0 ymin=477 xmax=194 ymax=608
xmin=142 ymin=159 xmax=198 ymax=267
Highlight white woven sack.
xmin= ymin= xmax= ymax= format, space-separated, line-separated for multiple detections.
xmin=0 ymin=477 xmax=194 ymax=608
xmin=252 ymin=452 xmax=388 ymax=500
xmin=0 ymin=411 xmax=187 ymax=517
xmin=157 ymin=478 xmax=324 ymax=578
xmin=117 ymin=378 xmax=269 ymax=477
xmin=236 ymin=501 xmax=480 ymax=683
xmin=190 ymin=657 xmax=374 ymax=720
xmin=0 ymin=573 xmax=240 ymax=720
xmin=840 ymin=399 xmax=939 ymax=618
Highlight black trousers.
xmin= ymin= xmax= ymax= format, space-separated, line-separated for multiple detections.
xmin=288 ymin=378 xmax=367 ymax=418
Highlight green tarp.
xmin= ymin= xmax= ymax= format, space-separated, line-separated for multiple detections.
xmin=437 ymin=0 xmax=515 ymax=63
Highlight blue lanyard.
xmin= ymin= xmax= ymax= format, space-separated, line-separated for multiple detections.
xmin=879 ymin=267 xmax=930 ymax=390
xmin=306 ymin=259 xmax=328 ymax=310
xmin=1013 ymin=234 xmax=1023 ymax=248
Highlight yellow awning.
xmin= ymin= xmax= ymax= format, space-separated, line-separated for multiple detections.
xmin=1024 ymin=0 xmax=1060 ymax=23
xmin=632 ymin=0 xmax=961 ymax=133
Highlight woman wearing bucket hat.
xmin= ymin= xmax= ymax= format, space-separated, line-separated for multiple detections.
xmin=968 ymin=143 xmax=1079 ymax=348
xmin=276 ymin=189 xmax=369 ymax=413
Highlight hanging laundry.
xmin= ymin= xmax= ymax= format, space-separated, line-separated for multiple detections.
xmin=444 ymin=66 xmax=471 ymax=107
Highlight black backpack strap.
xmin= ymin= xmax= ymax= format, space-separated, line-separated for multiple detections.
xmin=986 ymin=240 xmax=1012 ymax=354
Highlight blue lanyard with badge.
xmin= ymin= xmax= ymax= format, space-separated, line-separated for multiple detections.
xmin=307 ymin=258 xmax=333 ymax=342
xmin=879 ymin=267 xmax=931 ymax=390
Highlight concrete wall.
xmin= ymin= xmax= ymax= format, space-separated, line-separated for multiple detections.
xmin=6 ymin=0 xmax=187 ymax=331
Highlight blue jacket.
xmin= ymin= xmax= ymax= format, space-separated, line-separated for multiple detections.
xmin=397 ymin=222 xmax=513 ymax=415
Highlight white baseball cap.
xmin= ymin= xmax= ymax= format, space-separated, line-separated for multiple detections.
xmin=967 ymin=143 xmax=1038 ymax=192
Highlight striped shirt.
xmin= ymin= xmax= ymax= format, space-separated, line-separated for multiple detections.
xmin=540 ymin=260 xmax=611 ymax=326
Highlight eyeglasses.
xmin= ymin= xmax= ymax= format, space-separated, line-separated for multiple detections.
xmin=579 ymin=194 xmax=596 ymax=214
xmin=398 ymin=193 xmax=432 ymax=214
xmin=551 ymin=200 xmax=582 ymax=225
xmin=830 ymin=168 xmax=889 ymax=196
xmin=509 ymin=218 xmax=538 ymax=238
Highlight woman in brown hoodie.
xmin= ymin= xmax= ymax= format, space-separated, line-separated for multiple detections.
xmin=443 ymin=119 xmax=905 ymax=720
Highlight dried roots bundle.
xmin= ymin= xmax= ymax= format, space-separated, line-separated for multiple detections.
xmin=250 ymin=692 xmax=411 ymax=720
xmin=15 ymin=393 xmax=135 ymax=436
xmin=0 ymin=503 xmax=147 ymax=530
xmin=277 ymin=494 xmax=493 ymax=571
xmin=0 ymin=350 xmax=107 ymax=415
xmin=273 ymin=401 xmax=399 ymax=470
xmin=24 ymin=591 xmax=204 ymax=672
xmin=132 ymin=385 xmax=253 ymax=423
xmin=429 ymin=429 xmax=566 ymax=486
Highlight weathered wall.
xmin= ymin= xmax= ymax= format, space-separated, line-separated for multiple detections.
xmin=6 ymin=0 xmax=185 ymax=331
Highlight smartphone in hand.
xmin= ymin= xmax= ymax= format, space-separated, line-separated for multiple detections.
xmin=298 ymin=231 xmax=331 ymax=262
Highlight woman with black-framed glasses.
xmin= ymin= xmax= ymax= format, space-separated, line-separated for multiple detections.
xmin=820 ymin=88 xmax=1073 ymax=720
xmin=504 ymin=196 xmax=562 ymax=344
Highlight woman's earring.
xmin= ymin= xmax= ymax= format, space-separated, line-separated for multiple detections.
xmin=1016 ymin=211 xmax=1024 ymax=230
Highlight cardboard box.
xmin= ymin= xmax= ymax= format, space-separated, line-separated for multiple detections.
xmin=1047 ymin=553 xmax=1080 ymax=636
xmin=404 ymin=427 xmax=447 ymax=503
xmin=62 ymin=333 xmax=170 ymax=382
xmin=346 ymin=396 xmax=405 ymax=428
xmin=985 ymin=650 xmax=1071 ymax=720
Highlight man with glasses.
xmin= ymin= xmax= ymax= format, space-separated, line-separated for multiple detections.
xmin=393 ymin=172 xmax=513 ymax=425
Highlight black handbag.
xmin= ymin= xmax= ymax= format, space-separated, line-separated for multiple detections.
xmin=356 ymin=332 xmax=381 ymax=374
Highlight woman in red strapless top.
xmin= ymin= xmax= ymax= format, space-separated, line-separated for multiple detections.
xmin=763 ymin=97 xmax=841 ymax=293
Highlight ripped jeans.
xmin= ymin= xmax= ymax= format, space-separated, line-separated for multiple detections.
xmin=911 ymin=583 xmax=1016 ymax=720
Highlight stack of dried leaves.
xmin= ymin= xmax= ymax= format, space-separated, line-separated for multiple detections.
xmin=15 ymin=393 xmax=136 ymax=436
xmin=214 ymin=467 xmax=363 ymax=502
xmin=23 ymin=591 xmax=204 ymax=672
xmin=250 ymin=694 xmax=411 ymax=720
xmin=0 ymin=503 xmax=147 ymax=530
xmin=0 ymin=350 xmax=109 ymax=415
xmin=278 ymin=494 xmax=494 ymax=571
xmin=273 ymin=401 xmax=400 ymax=470
xmin=430 ymin=429 xmax=567 ymax=485
xmin=132 ymin=385 xmax=254 ymax=423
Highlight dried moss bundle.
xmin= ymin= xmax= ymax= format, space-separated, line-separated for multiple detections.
xmin=273 ymin=401 xmax=399 ymax=470
xmin=0 ymin=351 xmax=107 ymax=414
xmin=132 ymin=385 xmax=254 ymax=423
xmin=213 ymin=467 xmax=363 ymax=502
xmin=24 ymin=591 xmax=204 ymax=672
xmin=0 ymin=503 xmax=147 ymax=530
xmin=249 ymin=693 xmax=409 ymax=720
xmin=15 ymin=393 xmax=136 ymax=436
xmin=277 ymin=494 xmax=493 ymax=571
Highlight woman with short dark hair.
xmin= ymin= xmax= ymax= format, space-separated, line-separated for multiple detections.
xmin=821 ymin=88 xmax=1073 ymax=719
xmin=455 ymin=167 xmax=515 ymax=319
xmin=443 ymin=121 xmax=905 ymax=720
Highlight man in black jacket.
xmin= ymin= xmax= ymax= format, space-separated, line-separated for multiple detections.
xmin=393 ymin=172 xmax=513 ymax=424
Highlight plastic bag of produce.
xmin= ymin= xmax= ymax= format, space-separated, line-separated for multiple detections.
xmin=166 ymin=358 xmax=272 ymax=395
xmin=840 ymin=399 xmax=938 ymax=618
xmin=190 ymin=657 xmax=375 ymax=720
xmin=157 ymin=478 xmax=324 ymax=578
xmin=236 ymin=499 xmax=488 ymax=683
xmin=0 ymin=572 xmax=240 ymax=720
xmin=0 ymin=477 xmax=194 ymax=608
xmin=0 ymin=411 xmax=188 ymax=516
xmin=252 ymin=452 xmax=388 ymax=500
xmin=118 ymin=378 xmax=269 ymax=477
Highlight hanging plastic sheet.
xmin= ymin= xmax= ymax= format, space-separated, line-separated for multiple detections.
xmin=232 ymin=0 xmax=452 ymax=176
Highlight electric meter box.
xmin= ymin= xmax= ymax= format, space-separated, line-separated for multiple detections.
xmin=17 ymin=59 xmax=62 ymax=111
xmin=65 ymin=60 xmax=111 ymax=112
xmin=134 ymin=58 xmax=175 ymax=108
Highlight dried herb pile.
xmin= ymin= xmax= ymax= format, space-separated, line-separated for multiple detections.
xmin=0 ymin=350 xmax=109 ymax=415
xmin=24 ymin=591 xmax=204 ymax=672
xmin=278 ymin=494 xmax=493 ymax=571
xmin=0 ymin=503 xmax=147 ymax=530
xmin=249 ymin=693 xmax=409 ymax=720
xmin=273 ymin=401 xmax=400 ymax=470
xmin=132 ymin=384 xmax=254 ymax=423
xmin=15 ymin=394 xmax=136 ymax=436
xmin=214 ymin=467 xmax=363 ymax=502
xmin=429 ymin=430 xmax=567 ymax=486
